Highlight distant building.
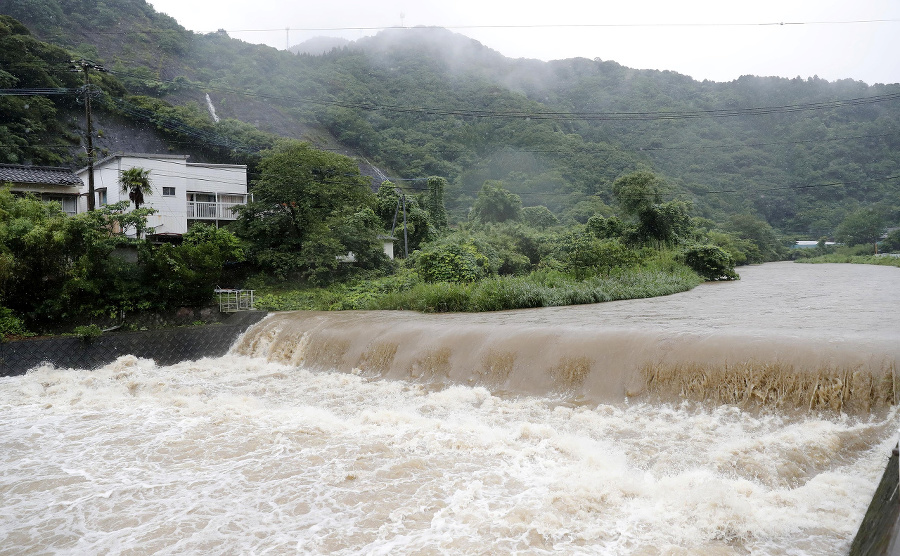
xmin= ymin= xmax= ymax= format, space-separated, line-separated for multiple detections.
xmin=0 ymin=164 xmax=83 ymax=216
xmin=794 ymin=240 xmax=837 ymax=248
xmin=76 ymin=153 xmax=249 ymax=236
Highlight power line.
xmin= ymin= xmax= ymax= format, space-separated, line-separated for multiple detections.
xmin=84 ymin=19 xmax=900 ymax=35
xmin=186 ymin=84 xmax=900 ymax=121
xmin=11 ymin=64 xmax=900 ymax=123
xmin=702 ymin=173 xmax=900 ymax=194
xmin=12 ymin=129 xmax=899 ymax=156
xmin=0 ymin=88 xmax=77 ymax=96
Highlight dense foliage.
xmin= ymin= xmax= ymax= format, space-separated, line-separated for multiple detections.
xmin=0 ymin=189 xmax=244 ymax=334
xmin=0 ymin=14 xmax=83 ymax=165
xmin=232 ymin=141 xmax=389 ymax=283
xmin=2 ymin=1 xmax=898 ymax=240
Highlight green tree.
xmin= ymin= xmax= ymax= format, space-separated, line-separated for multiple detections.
xmin=612 ymin=172 xmax=690 ymax=247
xmin=373 ymin=181 xmax=434 ymax=255
xmin=835 ymin=208 xmax=885 ymax=252
xmin=881 ymin=229 xmax=900 ymax=253
xmin=233 ymin=141 xmax=384 ymax=282
xmin=555 ymin=232 xmax=638 ymax=279
xmin=424 ymin=176 xmax=448 ymax=231
xmin=139 ymin=224 xmax=244 ymax=307
xmin=0 ymin=190 xmax=151 ymax=326
xmin=374 ymin=181 xmax=401 ymax=231
xmin=586 ymin=215 xmax=624 ymax=239
xmin=679 ymin=245 xmax=738 ymax=281
xmin=471 ymin=181 xmax=522 ymax=224
xmin=522 ymin=205 xmax=559 ymax=230
xmin=612 ymin=171 xmax=662 ymax=217
xmin=726 ymin=214 xmax=785 ymax=262
xmin=633 ymin=200 xmax=693 ymax=247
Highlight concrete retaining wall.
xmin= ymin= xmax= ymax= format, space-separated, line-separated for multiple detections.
xmin=0 ymin=311 xmax=268 ymax=377
xmin=850 ymin=445 xmax=899 ymax=555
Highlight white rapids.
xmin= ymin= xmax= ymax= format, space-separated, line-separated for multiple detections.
xmin=0 ymin=353 xmax=895 ymax=555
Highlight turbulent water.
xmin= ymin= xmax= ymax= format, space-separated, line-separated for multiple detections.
xmin=1 ymin=262 xmax=898 ymax=554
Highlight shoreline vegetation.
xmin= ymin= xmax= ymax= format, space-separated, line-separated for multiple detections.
xmin=795 ymin=253 xmax=900 ymax=268
xmin=254 ymin=264 xmax=705 ymax=313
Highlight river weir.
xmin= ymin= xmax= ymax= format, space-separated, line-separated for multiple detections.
xmin=1 ymin=262 xmax=897 ymax=554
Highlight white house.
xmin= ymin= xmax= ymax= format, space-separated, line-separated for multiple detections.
xmin=76 ymin=153 xmax=249 ymax=236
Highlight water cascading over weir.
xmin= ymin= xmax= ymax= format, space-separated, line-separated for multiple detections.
xmin=233 ymin=306 xmax=897 ymax=416
xmin=227 ymin=263 xmax=900 ymax=552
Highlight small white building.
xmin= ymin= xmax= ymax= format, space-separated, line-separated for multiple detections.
xmin=76 ymin=153 xmax=249 ymax=236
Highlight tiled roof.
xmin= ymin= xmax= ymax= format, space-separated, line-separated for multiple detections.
xmin=0 ymin=164 xmax=82 ymax=187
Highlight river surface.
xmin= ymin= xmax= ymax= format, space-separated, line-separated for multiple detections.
xmin=0 ymin=262 xmax=898 ymax=554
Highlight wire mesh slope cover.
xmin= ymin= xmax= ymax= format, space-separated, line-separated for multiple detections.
xmin=0 ymin=312 xmax=267 ymax=377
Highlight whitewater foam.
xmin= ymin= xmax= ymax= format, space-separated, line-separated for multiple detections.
xmin=0 ymin=354 xmax=894 ymax=554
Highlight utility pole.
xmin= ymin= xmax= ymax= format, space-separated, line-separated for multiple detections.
xmin=74 ymin=60 xmax=107 ymax=211
xmin=390 ymin=189 xmax=409 ymax=258
xmin=401 ymin=193 xmax=408 ymax=258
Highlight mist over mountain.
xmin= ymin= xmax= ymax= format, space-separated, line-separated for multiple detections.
xmin=1 ymin=0 xmax=899 ymax=235
xmin=288 ymin=36 xmax=350 ymax=56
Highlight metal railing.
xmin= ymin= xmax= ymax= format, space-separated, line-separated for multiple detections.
xmin=187 ymin=201 xmax=243 ymax=220
xmin=215 ymin=289 xmax=255 ymax=312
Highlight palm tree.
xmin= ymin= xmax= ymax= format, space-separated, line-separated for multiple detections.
xmin=120 ymin=167 xmax=152 ymax=210
xmin=119 ymin=167 xmax=152 ymax=238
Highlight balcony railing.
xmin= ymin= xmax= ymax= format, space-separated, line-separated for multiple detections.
xmin=187 ymin=201 xmax=243 ymax=220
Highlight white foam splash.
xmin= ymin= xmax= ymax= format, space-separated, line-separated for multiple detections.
xmin=0 ymin=355 xmax=894 ymax=554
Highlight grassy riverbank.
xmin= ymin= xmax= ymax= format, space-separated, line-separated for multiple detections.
xmin=795 ymin=254 xmax=900 ymax=268
xmin=255 ymin=261 xmax=705 ymax=313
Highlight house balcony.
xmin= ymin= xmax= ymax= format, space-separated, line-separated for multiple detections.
xmin=186 ymin=200 xmax=244 ymax=221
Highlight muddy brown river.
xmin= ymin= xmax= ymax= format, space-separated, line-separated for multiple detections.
xmin=1 ymin=262 xmax=897 ymax=554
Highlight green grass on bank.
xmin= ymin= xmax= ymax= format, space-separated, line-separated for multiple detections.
xmin=255 ymin=263 xmax=705 ymax=314
xmin=795 ymin=254 xmax=900 ymax=268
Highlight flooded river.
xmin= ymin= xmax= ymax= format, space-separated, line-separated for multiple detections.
xmin=1 ymin=262 xmax=897 ymax=554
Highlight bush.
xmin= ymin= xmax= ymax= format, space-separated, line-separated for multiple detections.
xmin=556 ymin=233 xmax=639 ymax=279
xmin=413 ymin=235 xmax=495 ymax=283
xmin=0 ymin=306 xmax=30 ymax=339
xmin=139 ymin=225 xmax=245 ymax=307
xmin=679 ymin=244 xmax=738 ymax=281
xmin=73 ymin=324 xmax=103 ymax=343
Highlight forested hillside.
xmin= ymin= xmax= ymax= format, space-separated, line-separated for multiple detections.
xmin=2 ymin=0 xmax=899 ymax=236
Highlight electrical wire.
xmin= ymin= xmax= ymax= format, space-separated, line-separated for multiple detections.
xmin=10 ymin=63 xmax=900 ymax=123
xmin=83 ymin=19 xmax=900 ymax=35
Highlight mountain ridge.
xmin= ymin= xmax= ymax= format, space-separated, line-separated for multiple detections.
xmin=1 ymin=0 xmax=898 ymax=234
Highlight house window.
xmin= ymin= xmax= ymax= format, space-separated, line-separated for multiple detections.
xmin=98 ymin=189 xmax=107 ymax=206
xmin=42 ymin=195 xmax=77 ymax=216
xmin=162 ymin=187 xmax=176 ymax=197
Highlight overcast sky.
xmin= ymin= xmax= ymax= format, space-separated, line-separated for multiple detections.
xmin=148 ymin=0 xmax=900 ymax=85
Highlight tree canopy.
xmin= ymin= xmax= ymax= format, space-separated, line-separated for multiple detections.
xmin=471 ymin=181 xmax=522 ymax=224
xmin=835 ymin=208 xmax=885 ymax=251
xmin=233 ymin=141 xmax=387 ymax=282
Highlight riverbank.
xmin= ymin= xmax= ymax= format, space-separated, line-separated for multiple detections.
xmin=255 ymin=264 xmax=705 ymax=313
xmin=796 ymin=253 xmax=900 ymax=268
